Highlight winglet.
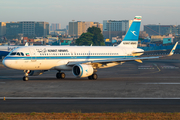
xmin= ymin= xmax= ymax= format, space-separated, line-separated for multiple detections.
xmin=167 ymin=42 xmax=178 ymax=56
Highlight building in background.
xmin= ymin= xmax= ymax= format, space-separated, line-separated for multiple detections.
xmin=49 ymin=29 xmax=67 ymax=36
xmin=103 ymin=20 xmax=133 ymax=40
xmin=69 ymin=21 xmax=86 ymax=38
xmin=6 ymin=22 xmax=23 ymax=39
xmin=35 ymin=22 xmax=49 ymax=37
xmin=0 ymin=22 xmax=6 ymax=36
xmin=68 ymin=21 xmax=103 ymax=38
xmin=144 ymin=25 xmax=178 ymax=36
xmin=66 ymin=25 xmax=69 ymax=35
xmin=6 ymin=21 xmax=49 ymax=39
xmin=163 ymin=34 xmax=174 ymax=45
xmin=50 ymin=23 xmax=61 ymax=31
xmin=151 ymin=35 xmax=166 ymax=42
xmin=85 ymin=22 xmax=103 ymax=33
xmin=178 ymin=25 xmax=180 ymax=35
xmin=20 ymin=21 xmax=36 ymax=37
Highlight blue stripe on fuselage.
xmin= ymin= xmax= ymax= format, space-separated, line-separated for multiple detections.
xmin=4 ymin=55 xmax=136 ymax=60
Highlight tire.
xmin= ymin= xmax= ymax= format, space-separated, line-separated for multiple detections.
xmin=88 ymin=76 xmax=92 ymax=80
xmin=56 ymin=72 xmax=65 ymax=79
xmin=23 ymin=76 xmax=29 ymax=81
xmin=92 ymin=73 xmax=98 ymax=80
xmin=60 ymin=72 xmax=65 ymax=79
xmin=56 ymin=73 xmax=61 ymax=79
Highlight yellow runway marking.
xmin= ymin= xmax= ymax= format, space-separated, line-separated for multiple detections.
xmin=137 ymin=63 xmax=161 ymax=75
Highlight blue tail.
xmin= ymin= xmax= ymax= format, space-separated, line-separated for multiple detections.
xmin=118 ymin=16 xmax=142 ymax=48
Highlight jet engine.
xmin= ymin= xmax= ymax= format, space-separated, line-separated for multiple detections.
xmin=28 ymin=70 xmax=47 ymax=76
xmin=72 ymin=64 xmax=94 ymax=78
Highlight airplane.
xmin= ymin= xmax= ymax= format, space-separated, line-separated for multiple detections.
xmin=2 ymin=16 xmax=178 ymax=81
xmin=0 ymin=43 xmax=29 ymax=59
xmin=0 ymin=46 xmax=20 ymax=59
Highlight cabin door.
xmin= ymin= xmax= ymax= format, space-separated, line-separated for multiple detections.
xmin=29 ymin=49 xmax=36 ymax=62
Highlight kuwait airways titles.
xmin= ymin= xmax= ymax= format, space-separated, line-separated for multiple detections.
xmin=36 ymin=49 xmax=69 ymax=53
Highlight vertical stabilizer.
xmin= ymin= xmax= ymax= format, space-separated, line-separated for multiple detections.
xmin=118 ymin=16 xmax=142 ymax=48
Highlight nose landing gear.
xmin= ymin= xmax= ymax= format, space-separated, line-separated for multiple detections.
xmin=23 ymin=70 xmax=30 ymax=81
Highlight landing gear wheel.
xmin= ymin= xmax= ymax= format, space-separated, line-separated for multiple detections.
xmin=92 ymin=73 xmax=98 ymax=80
xmin=23 ymin=70 xmax=30 ymax=81
xmin=60 ymin=72 xmax=65 ymax=79
xmin=56 ymin=73 xmax=61 ymax=79
xmin=56 ymin=72 xmax=65 ymax=79
xmin=88 ymin=76 xmax=92 ymax=80
xmin=23 ymin=76 xmax=29 ymax=81
xmin=88 ymin=73 xmax=98 ymax=80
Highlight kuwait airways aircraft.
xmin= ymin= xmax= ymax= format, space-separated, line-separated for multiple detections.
xmin=2 ymin=16 xmax=178 ymax=81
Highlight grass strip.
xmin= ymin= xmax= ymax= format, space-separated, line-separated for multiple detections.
xmin=0 ymin=112 xmax=180 ymax=120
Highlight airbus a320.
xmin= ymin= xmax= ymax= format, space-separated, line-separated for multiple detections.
xmin=2 ymin=16 xmax=178 ymax=81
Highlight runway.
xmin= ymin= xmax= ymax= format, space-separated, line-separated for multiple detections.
xmin=0 ymin=59 xmax=180 ymax=112
xmin=1 ymin=99 xmax=180 ymax=112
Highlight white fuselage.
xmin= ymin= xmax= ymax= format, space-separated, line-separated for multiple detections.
xmin=3 ymin=45 xmax=144 ymax=71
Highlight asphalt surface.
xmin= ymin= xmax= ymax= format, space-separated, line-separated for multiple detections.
xmin=1 ymin=59 xmax=180 ymax=112
xmin=1 ymin=99 xmax=180 ymax=113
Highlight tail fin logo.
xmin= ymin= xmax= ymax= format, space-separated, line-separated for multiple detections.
xmin=131 ymin=31 xmax=137 ymax=36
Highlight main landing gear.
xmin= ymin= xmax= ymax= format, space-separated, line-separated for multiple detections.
xmin=56 ymin=71 xmax=66 ymax=79
xmin=23 ymin=70 xmax=30 ymax=81
xmin=88 ymin=73 xmax=98 ymax=80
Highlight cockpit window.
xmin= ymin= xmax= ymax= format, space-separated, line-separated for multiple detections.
xmin=17 ymin=52 xmax=20 ymax=56
xmin=10 ymin=52 xmax=17 ymax=55
xmin=21 ymin=53 xmax=24 ymax=56
xmin=10 ymin=52 xmax=24 ymax=56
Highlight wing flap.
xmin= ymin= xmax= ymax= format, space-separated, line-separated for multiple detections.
xmin=67 ymin=56 xmax=160 ymax=66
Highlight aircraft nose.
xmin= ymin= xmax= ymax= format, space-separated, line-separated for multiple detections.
xmin=2 ymin=58 xmax=11 ymax=68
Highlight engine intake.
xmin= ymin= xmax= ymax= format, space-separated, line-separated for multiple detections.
xmin=72 ymin=64 xmax=94 ymax=78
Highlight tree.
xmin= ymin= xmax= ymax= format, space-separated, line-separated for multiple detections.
xmin=76 ymin=32 xmax=93 ymax=46
xmin=87 ymin=26 xmax=105 ymax=46
xmin=75 ymin=26 xmax=105 ymax=46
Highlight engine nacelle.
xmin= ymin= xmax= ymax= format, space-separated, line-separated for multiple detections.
xmin=72 ymin=64 xmax=94 ymax=78
xmin=28 ymin=70 xmax=47 ymax=76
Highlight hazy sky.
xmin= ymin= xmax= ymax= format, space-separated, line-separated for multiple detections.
xmin=1 ymin=0 xmax=180 ymax=29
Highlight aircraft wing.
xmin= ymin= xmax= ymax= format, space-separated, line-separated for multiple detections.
xmin=67 ymin=42 xmax=178 ymax=66
xmin=67 ymin=56 xmax=160 ymax=66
